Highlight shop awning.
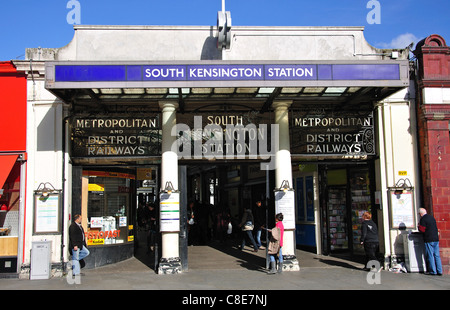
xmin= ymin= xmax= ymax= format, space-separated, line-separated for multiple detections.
xmin=0 ymin=155 xmax=18 ymax=190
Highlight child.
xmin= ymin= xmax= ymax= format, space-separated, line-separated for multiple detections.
xmin=267 ymin=213 xmax=284 ymax=274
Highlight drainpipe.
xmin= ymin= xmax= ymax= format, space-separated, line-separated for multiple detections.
xmin=61 ymin=114 xmax=71 ymax=272
xmin=376 ymin=103 xmax=392 ymax=270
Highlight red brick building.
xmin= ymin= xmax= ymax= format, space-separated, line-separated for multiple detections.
xmin=414 ymin=34 xmax=450 ymax=274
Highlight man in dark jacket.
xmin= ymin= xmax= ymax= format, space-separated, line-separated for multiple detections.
xmin=69 ymin=214 xmax=90 ymax=276
xmin=360 ymin=212 xmax=379 ymax=270
xmin=419 ymin=208 xmax=443 ymax=275
xmin=253 ymin=201 xmax=265 ymax=249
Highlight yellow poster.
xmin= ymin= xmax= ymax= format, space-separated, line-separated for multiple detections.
xmin=137 ymin=168 xmax=152 ymax=180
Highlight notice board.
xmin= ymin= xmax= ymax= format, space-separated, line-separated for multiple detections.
xmin=33 ymin=193 xmax=62 ymax=234
xmin=389 ymin=190 xmax=415 ymax=229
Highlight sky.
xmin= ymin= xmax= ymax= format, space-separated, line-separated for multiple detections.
xmin=1 ymin=0 xmax=449 ymax=60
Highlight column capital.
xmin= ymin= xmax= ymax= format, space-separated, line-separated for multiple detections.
xmin=159 ymin=100 xmax=179 ymax=111
xmin=272 ymin=100 xmax=293 ymax=111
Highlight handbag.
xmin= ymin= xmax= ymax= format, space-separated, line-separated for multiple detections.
xmin=243 ymin=221 xmax=254 ymax=231
xmin=227 ymin=222 xmax=232 ymax=234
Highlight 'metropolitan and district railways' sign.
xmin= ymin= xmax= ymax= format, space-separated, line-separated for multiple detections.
xmin=72 ymin=111 xmax=374 ymax=160
xmin=290 ymin=109 xmax=375 ymax=156
xmin=71 ymin=116 xmax=161 ymax=157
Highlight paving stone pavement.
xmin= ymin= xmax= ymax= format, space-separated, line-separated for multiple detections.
xmin=1 ymin=242 xmax=449 ymax=292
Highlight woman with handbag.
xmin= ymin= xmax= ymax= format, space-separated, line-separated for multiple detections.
xmin=238 ymin=208 xmax=258 ymax=252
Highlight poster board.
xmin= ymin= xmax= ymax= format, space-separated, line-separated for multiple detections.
xmin=33 ymin=193 xmax=62 ymax=234
xmin=274 ymin=190 xmax=296 ymax=230
xmin=389 ymin=190 xmax=415 ymax=229
xmin=159 ymin=192 xmax=180 ymax=232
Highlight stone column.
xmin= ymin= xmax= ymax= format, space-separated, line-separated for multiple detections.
xmin=272 ymin=100 xmax=299 ymax=271
xmin=158 ymin=101 xmax=181 ymax=274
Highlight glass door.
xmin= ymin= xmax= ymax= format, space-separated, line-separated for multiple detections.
xmin=295 ymin=169 xmax=319 ymax=251
xmin=105 ymin=193 xmax=129 ymax=244
xmin=327 ymin=186 xmax=348 ymax=251
xmin=349 ymin=168 xmax=372 ymax=254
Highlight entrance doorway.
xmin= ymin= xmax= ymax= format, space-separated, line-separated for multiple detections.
xmin=293 ymin=166 xmax=320 ymax=254
xmin=180 ymin=162 xmax=274 ymax=270
xmin=319 ymin=164 xmax=376 ymax=257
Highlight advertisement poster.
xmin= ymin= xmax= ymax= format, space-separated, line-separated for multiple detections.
xmin=90 ymin=217 xmax=103 ymax=228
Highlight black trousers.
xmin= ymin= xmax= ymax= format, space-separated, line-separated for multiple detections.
xmin=363 ymin=242 xmax=379 ymax=265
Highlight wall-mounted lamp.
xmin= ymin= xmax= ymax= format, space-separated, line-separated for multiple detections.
xmin=276 ymin=180 xmax=293 ymax=193
xmin=35 ymin=182 xmax=58 ymax=198
xmin=389 ymin=178 xmax=414 ymax=199
xmin=394 ymin=178 xmax=413 ymax=194
xmin=162 ymin=181 xmax=179 ymax=195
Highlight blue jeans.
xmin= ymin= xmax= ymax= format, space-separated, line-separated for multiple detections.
xmin=269 ymin=247 xmax=283 ymax=263
xmin=72 ymin=246 xmax=90 ymax=275
xmin=241 ymin=230 xmax=258 ymax=250
xmin=255 ymin=228 xmax=262 ymax=248
xmin=424 ymin=241 xmax=442 ymax=275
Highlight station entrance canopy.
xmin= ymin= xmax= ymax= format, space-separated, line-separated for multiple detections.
xmin=45 ymin=60 xmax=409 ymax=165
xmin=45 ymin=60 xmax=409 ymax=112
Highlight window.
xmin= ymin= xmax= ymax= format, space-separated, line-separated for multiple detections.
xmin=84 ymin=170 xmax=134 ymax=246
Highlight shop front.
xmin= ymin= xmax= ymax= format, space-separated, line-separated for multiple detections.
xmin=69 ymin=115 xmax=161 ymax=268
xmin=0 ymin=61 xmax=26 ymax=276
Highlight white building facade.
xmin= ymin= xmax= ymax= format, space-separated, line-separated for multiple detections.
xmin=12 ymin=23 xmax=419 ymax=277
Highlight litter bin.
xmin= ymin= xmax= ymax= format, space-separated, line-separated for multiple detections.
xmin=403 ymin=233 xmax=427 ymax=273
xmin=30 ymin=241 xmax=52 ymax=280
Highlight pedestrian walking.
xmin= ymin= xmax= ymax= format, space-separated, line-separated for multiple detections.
xmin=360 ymin=211 xmax=379 ymax=271
xmin=187 ymin=200 xmax=199 ymax=246
xmin=239 ymin=207 xmax=258 ymax=252
xmin=418 ymin=208 xmax=443 ymax=275
xmin=144 ymin=203 xmax=157 ymax=252
xmin=253 ymin=200 xmax=265 ymax=249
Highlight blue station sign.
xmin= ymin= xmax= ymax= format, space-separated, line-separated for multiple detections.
xmin=54 ymin=63 xmax=401 ymax=82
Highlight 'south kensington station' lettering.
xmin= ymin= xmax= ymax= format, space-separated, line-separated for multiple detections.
xmin=143 ymin=65 xmax=315 ymax=80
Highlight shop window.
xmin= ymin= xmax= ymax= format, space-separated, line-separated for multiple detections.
xmin=84 ymin=170 xmax=134 ymax=246
xmin=0 ymin=162 xmax=20 ymax=261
